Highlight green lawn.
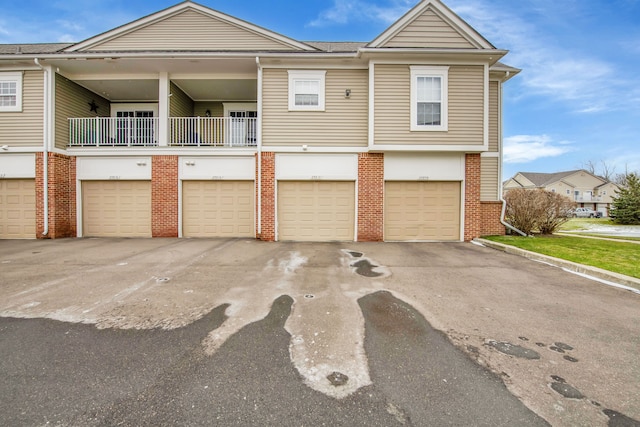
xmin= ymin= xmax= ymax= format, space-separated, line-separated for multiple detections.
xmin=483 ymin=235 xmax=640 ymax=279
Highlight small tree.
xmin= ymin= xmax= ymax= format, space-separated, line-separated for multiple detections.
xmin=611 ymin=172 xmax=640 ymax=224
xmin=505 ymin=188 xmax=574 ymax=235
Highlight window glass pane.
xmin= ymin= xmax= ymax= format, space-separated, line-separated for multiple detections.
xmin=295 ymin=94 xmax=319 ymax=106
xmin=0 ymin=81 xmax=17 ymax=107
xmin=294 ymin=79 xmax=320 ymax=106
xmin=417 ymin=76 xmax=441 ymax=102
xmin=417 ymin=102 xmax=441 ymax=126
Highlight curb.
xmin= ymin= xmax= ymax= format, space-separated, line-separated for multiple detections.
xmin=474 ymin=238 xmax=640 ymax=293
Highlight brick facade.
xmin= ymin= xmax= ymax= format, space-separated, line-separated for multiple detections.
xmin=463 ymin=153 xmax=481 ymax=242
xmin=151 ymin=156 xmax=178 ymax=237
xmin=259 ymin=152 xmax=275 ymax=241
xmin=357 ymin=153 xmax=384 ymax=241
xmin=36 ymin=152 xmax=76 ymax=239
xmin=480 ymin=201 xmax=506 ymax=236
xmin=28 ymin=152 xmax=497 ymax=242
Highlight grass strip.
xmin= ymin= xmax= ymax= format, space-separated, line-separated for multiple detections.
xmin=484 ymin=235 xmax=640 ymax=279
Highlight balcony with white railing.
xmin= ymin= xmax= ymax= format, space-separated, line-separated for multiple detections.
xmin=69 ymin=117 xmax=159 ymax=147
xmin=68 ymin=117 xmax=257 ymax=148
xmin=169 ymin=117 xmax=256 ymax=147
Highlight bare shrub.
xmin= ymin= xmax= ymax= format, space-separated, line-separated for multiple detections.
xmin=536 ymin=191 xmax=575 ymax=234
xmin=505 ymin=188 xmax=575 ymax=235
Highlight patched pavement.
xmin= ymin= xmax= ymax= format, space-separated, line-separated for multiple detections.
xmin=0 ymin=239 xmax=638 ymax=426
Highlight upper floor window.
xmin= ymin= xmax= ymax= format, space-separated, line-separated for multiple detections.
xmin=0 ymin=72 xmax=22 ymax=112
xmin=410 ymin=66 xmax=448 ymax=131
xmin=288 ymin=70 xmax=326 ymax=111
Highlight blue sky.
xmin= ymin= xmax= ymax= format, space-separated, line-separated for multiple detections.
xmin=2 ymin=0 xmax=639 ymax=180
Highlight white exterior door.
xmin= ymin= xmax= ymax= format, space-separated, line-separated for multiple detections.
xmin=227 ymin=111 xmax=257 ymax=146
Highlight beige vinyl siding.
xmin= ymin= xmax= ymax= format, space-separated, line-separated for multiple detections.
xmin=0 ymin=71 xmax=44 ymax=147
xmin=480 ymin=156 xmax=499 ymax=201
xmin=262 ymin=69 xmax=368 ymax=147
xmin=89 ymin=10 xmax=297 ymax=51
xmin=194 ymin=102 xmax=223 ymax=118
xmin=374 ymin=64 xmax=484 ymax=146
xmin=170 ymin=82 xmax=194 ymax=117
xmin=381 ymin=9 xmax=476 ymax=48
xmin=488 ymin=81 xmax=499 ymax=152
xmin=55 ymin=74 xmax=110 ymax=150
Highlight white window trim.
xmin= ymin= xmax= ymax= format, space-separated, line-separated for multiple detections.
xmin=288 ymin=70 xmax=326 ymax=111
xmin=0 ymin=72 xmax=23 ymax=112
xmin=410 ymin=66 xmax=448 ymax=132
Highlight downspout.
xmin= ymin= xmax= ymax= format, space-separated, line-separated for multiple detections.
xmin=34 ymin=58 xmax=49 ymax=237
xmin=256 ymin=57 xmax=262 ymax=237
xmin=498 ymin=70 xmax=527 ymax=237
xmin=500 ymin=197 xmax=527 ymax=236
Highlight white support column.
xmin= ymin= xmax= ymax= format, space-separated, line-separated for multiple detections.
xmin=158 ymin=72 xmax=170 ymax=146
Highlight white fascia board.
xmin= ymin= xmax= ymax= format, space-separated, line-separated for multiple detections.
xmin=68 ymin=148 xmax=258 ymax=157
xmin=370 ymin=144 xmax=486 ymax=152
xmin=0 ymin=154 xmax=36 ymax=178
xmin=261 ymin=146 xmax=368 ymax=153
xmin=259 ymin=62 xmax=366 ymax=70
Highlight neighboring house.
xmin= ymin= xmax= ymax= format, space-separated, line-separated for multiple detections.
xmin=504 ymin=170 xmax=619 ymax=216
xmin=0 ymin=0 xmax=519 ymax=241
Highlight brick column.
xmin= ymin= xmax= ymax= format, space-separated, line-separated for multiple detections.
xmin=357 ymin=152 xmax=384 ymax=241
xmin=259 ymin=152 xmax=276 ymax=241
xmin=464 ymin=153 xmax=481 ymax=241
xmin=152 ymin=155 xmax=178 ymax=237
xmin=35 ymin=152 xmax=76 ymax=239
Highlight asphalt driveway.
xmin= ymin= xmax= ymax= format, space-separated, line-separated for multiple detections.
xmin=0 ymin=239 xmax=638 ymax=426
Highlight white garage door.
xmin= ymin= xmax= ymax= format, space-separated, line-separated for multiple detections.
xmin=0 ymin=179 xmax=36 ymax=239
xmin=182 ymin=180 xmax=255 ymax=238
xmin=82 ymin=181 xmax=151 ymax=237
xmin=278 ymin=181 xmax=355 ymax=241
xmin=385 ymin=181 xmax=461 ymax=241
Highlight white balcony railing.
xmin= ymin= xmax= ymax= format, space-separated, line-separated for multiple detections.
xmin=69 ymin=117 xmax=159 ymax=147
xmin=169 ymin=117 xmax=257 ymax=147
xmin=68 ymin=117 xmax=257 ymax=148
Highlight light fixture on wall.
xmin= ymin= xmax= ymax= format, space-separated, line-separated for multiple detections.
xmin=205 ymin=109 xmax=211 ymax=117
xmin=345 ymin=89 xmax=351 ymax=98
xmin=1 ymin=145 xmax=9 ymax=151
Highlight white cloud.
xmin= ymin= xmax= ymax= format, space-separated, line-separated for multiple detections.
xmin=504 ymin=135 xmax=574 ymax=164
xmin=447 ymin=0 xmax=633 ymax=115
xmin=308 ymin=0 xmax=413 ymax=28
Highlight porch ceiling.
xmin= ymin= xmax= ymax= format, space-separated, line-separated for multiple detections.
xmin=49 ymin=56 xmax=258 ymax=102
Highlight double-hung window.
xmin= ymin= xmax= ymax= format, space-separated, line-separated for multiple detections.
xmin=410 ymin=66 xmax=448 ymax=131
xmin=0 ymin=72 xmax=22 ymax=112
xmin=288 ymin=70 xmax=326 ymax=111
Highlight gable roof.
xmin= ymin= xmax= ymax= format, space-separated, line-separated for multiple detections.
xmin=368 ymin=0 xmax=494 ymax=49
xmin=65 ymin=1 xmax=317 ymax=53
xmin=514 ymin=170 xmax=611 ymax=188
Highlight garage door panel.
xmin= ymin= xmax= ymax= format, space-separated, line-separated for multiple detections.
xmin=0 ymin=179 xmax=36 ymax=239
xmin=82 ymin=181 xmax=151 ymax=238
xmin=385 ymin=181 xmax=461 ymax=241
xmin=278 ymin=181 xmax=355 ymax=242
xmin=182 ymin=180 xmax=254 ymax=238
